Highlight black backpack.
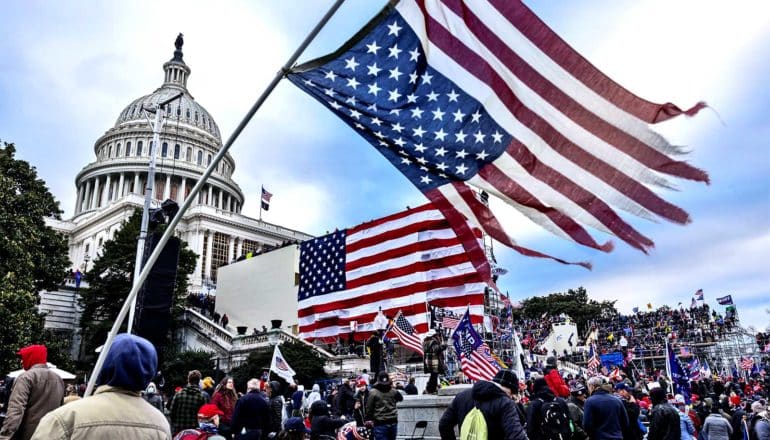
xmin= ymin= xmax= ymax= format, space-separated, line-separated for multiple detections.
xmin=539 ymin=398 xmax=573 ymax=440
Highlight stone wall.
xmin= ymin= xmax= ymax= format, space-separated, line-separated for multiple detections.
xmin=396 ymin=385 xmax=469 ymax=439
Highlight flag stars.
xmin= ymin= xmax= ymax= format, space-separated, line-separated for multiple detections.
xmin=345 ymin=96 xmax=356 ymax=106
xmin=420 ymin=175 xmax=432 ymax=184
xmin=476 ymin=150 xmax=490 ymax=160
xmin=434 ymin=129 xmax=448 ymax=141
xmin=367 ymin=63 xmax=382 ymax=76
xmin=456 ymin=149 xmax=469 ymax=159
xmin=492 ymin=131 xmax=503 ymax=143
xmin=431 ymin=108 xmax=445 ymax=121
xmin=388 ymin=67 xmax=403 ymax=81
xmin=435 ymin=146 xmax=447 ymax=157
xmin=324 ymin=88 xmax=335 ymax=97
xmin=406 ymin=93 xmax=418 ymax=104
xmin=408 ymin=72 xmax=419 ymax=84
xmin=393 ymin=137 xmax=406 ymax=147
xmin=416 ymin=156 xmax=428 ymax=165
xmin=412 ymin=126 xmax=426 ymax=137
xmin=368 ymin=83 xmax=381 ymax=96
xmin=344 ymin=56 xmax=359 ymax=71
xmin=436 ymin=162 xmax=448 ymax=171
xmin=455 ymin=131 xmax=468 ymax=143
xmin=447 ymin=90 xmax=460 ymax=102
xmin=388 ymin=44 xmax=402 ymax=59
xmin=391 ymin=122 xmax=404 ymax=133
xmin=388 ymin=88 xmax=402 ymax=102
xmin=366 ymin=40 xmax=381 ymax=54
xmin=471 ymin=110 xmax=482 ymax=123
xmin=414 ymin=143 xmax=427 ymax=153
xmin=456 ymin=163 xmax=469 ymax=175
xmin=408 ymin=47 xmax=421 ymax=62
xmin=421 ymin=72 xmax=433 ymax=84
xmin=426 ymin=91 xmax=439 ymax=102
xmin=473 ymin=130 xmax=486 ymax=143
xmin=349 ymin=109 xmax=362 ymax=120
xmin=410 ymin=107 xmax=424 ymax=119
xmin=452 ymin=109 xmax=466 ymax=122
xmin=329 ymin=101 xmax=341 ymax=110
xmin=346 ymin=77 xmax=360 ymax=89
xmin=387 ymin=21 xmax=402 ymax=36
xmin=370 ymin=117 xmax=382 ymax=126
xmin=324 ymin=70 xmax=337 ymax=81
xmin=400 ymin=157 xmax=412 ymax=165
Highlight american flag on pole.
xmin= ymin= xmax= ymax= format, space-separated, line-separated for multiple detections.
xmin=261 ymin=186 xmax=273 ymax=211
xmin=297 ymin=203 xmax=485 ymax=341
xmin=452 ymin=309 xmax=500 ymax=381
xmin=740 ymin=357 xmax=754 ymax=371
xmin=288 ymin=0 xmax=707 ymax=276
xmin=388 ymin=310 xmax=424 ymax=355
xmin=587 ymin=344 xmax=601 ymax=370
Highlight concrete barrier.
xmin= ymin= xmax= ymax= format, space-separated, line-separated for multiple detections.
xmin=396 ymin=384 xmax=469 ymax=439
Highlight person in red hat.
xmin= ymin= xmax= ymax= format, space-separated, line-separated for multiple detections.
xmin=172 ymin=403 xmax=226 ymax=440
xmin=0 ymin=344 xmax=64 ymax=440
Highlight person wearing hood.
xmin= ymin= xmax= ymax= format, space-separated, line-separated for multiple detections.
xmin=647 ymin=387 xmax=682 ymax=440
xmin=438 ymin=369 xmax=527 ymax=440
xmin=365 ymin=372 xmax=403 ymax=440
xmin=422 ymin=329 xmax=446 ymax=394
xmin=267 ymin=381 xmax=285 ymax=436
xmin=701 ymin=403 xmax=733 ymax=440
xmin=31 ymin=334 xmax=171 ymax=439
xmin=144 ymin=382 xmax=165 ymax=413
xmin=526 ymin=377 xmax=572 ymax=440
xmin=309 ymin=400 xmax=347 ymax=440
xmin=305 ymin=384 xmax=322 ymax=411
xmin=0 ymin=344 xmax=64 ymax=440
xmin=583 ymin=376 xmax=629 ymax=440
xmin=543 ymin=356 xmax=570 ymax=398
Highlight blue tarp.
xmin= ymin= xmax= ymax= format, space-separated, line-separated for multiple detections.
xmin=600 ymin=352 xmax=624 ymax=368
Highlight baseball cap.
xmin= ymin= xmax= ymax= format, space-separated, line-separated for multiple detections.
xmin=284 ymin=416 xmax=310 ymax=433
xmin=198 ymin=403 xmax=224 ymax=419
xmin=614 ymin=382 xmax=629 ymax=391
xmin=674 ymin=394 xmax=686 ymax=405
xmin=357 ymin=379 xmax=367 ymax=387
xmin=492 ymin=369 xmax=519 ymax=392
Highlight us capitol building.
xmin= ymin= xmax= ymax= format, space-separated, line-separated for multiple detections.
xmin=46 ymin=38 xmax=312 ymax=295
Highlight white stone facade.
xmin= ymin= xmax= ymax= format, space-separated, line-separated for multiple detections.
xmin=46 ymin=41 xmax=312 ymax=294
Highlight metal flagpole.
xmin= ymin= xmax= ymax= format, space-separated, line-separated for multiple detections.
xmin=128 ymin=92 xmax=182 ymax=334
xmin=85 ymin=0 xmax=347 ymax=396
xmin=259 ymin=185 xmax=263 ymax=221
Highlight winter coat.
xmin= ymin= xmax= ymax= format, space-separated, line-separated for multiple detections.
xmin=31 ymin=385 xmax=171 ymax=440
xmin=305 ymin=384 xmax=322 ymax=410
xmin=701 ymin=413 xmax=733 ymax=440
xmin=0 ymin=346 xmax=64 ymax=440
xmin=621 ymin=399 xmax=644 ymax=440
xmin=365 ymin=383 xmax=402 ymax=425
xmin=648 ymin=402 xmax=682 ymax=440
xmin=582 ymin=389 xmax=629 ymax=440
xmin=309 ymin=400 xmax=348 ymax=440
xmin=755 ymin=416 xmax=770 ymax=440
xmin=170 ymin=385 xmax=207 ymax=433
xmin=526 ymin=381 xmax=570 ymax=440
xmin=211 ymin=390 xmax=236 ymax=424
xmin=230 ymin=390 xmax=270 ymax=439
xmin=438 ymin=380 xmax=527 ymax=440
xmin=422 ymin=336 xmax=446 ymax=374
xmin=544 ymin=369 xmax=570 ymax=398
xmin=678 ymin=410 xmax=695 ymax=440
xmin=335 ymin=383 xmax=355 ymax=417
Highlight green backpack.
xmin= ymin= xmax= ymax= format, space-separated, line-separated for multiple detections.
xmin=460 ymin=406 xmax=488 ymax=440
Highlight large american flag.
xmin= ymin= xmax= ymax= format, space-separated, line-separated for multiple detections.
xmin=297 ymin=203 xmax=485 ymax=341
xmin=740 ymin=357 xmax=754 ymax=371
xmin=388 ymin=310 xmax=424 ymax=355
xmin=452 ymin=309 xmax=500 ymax=381
xmin=288 ymin=0 xmax=707 ymax=276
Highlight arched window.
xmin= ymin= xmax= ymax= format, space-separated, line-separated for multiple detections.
xmin=176 ymin=106 xmax=181 ymax=116
xmin=116 ymin=143 xmax=122 ymax=156
xmin=186 ymin=147 xmax=192 ymax=161
xmin=108 ymin=145 xmax=113 ymax=158
xmin=207 ymin=154 xmax=212 ymax=165
xmin=125 ymin=141 xmax=132 ymax=156
xmin=161 ymin=142 xmax=168 ymax=157
xmin=186 ymin=108 xmax=191 ymax=119
xmin=174 ymin=144 xmax=181 ymax=159
xmin=194 ymin=111 xmax=199 ymax=122
xmin=197 ymin=150 xmax=203 ymax=165
xmin=137 ymin=141 xmax=143 ymax=156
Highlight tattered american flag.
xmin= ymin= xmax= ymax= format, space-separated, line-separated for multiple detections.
xmin=288 ymin=0 xmax=707 ymax=275
xmin=297 ymin=203 xmax=485 ymax=341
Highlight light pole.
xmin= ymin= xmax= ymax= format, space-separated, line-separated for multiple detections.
xmin=127 ymin=92 xmax=183 ymax=334
xmin=83 ymin=253 xmax=91 ymax=272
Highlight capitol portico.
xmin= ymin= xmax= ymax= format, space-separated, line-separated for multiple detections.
xmin=47 ymin=37 xmax=312 ymax=293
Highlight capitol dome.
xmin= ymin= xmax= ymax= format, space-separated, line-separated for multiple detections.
xmin=72 ymin=35 xmax=243 ymax=219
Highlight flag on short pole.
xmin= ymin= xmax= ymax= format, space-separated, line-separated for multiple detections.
xmin=261 ymin=186 xmax=273 ymax=211
xmin=717 ymin=295 xmax=733 ymax=305
xmin=287 ymin=0 xmax=708 ymax=277
xmin=270 ymin=345 xmax=296 ymax=384
xmin=388 ymin=310 xmax=424 ymax=355
xmin=453 ymin=309 xmax=500 ymax=381
xmin=694 ymin=289 xmax=704 ymax=301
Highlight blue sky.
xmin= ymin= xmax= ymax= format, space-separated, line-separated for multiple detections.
xmin=1 ymin=1 xmax=768 ymax=331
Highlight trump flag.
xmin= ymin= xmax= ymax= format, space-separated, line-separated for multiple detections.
xmin=288 ymin=0 xmax=707 ymax=275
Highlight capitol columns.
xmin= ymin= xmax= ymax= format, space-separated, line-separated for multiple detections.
xmin=228 ymin=236 xmax=235 ymax=263
xmin=104 ymin=174 xmax=112 ymax=203
xmin=207 ymin=185 xmax=213 ymax=206
xmin=236 ymin=237 xmax=243 ymax=258
xmin=75 ymin=184 xmax=84 ymax=214
xmin=180 ymin=177 xmax=187 ymax=202
xmin=83 ymin=179 xmax=92 ymax=211
xmin=117 ymin=172 xmax=125 ymax=199
xmin=133 ymin=173 xmax=140 ymax=194
xmin=164 ymin=174 xmax=171 ymax=200
xmin=91 ymin=176 xmax=100 ymax=209
xmin=204 ymin=229 xmax=214 ymax=281
xmin=218 ymin=189 xmax=223 ymax=210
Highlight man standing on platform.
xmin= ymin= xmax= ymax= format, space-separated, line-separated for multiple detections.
xmin=422 ymin=329 xmax=446 ymax=394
